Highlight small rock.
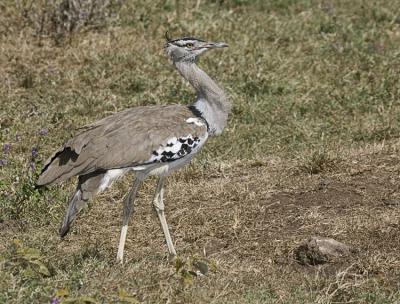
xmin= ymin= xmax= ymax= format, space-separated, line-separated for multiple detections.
xmin=294 ymin=236 xmax=352 ymax=265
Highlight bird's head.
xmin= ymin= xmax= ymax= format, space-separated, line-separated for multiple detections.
xmin=164 ymin=32 xmax=228 ymax=63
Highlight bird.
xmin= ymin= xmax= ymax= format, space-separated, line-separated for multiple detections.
xmin=36 ymin=32 xmax=231 ymax=262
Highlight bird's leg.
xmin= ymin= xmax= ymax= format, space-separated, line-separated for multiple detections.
xmin=153 ymin=177 xmax=177 ymax=257
xmin=117 ymin=178 xmax=142 ymax=263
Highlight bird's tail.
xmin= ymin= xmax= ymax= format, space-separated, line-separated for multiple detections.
xmin=59 ymin=172 xmax=105 ymax=237
xmin=59 ymin=188 xmax=87 ymax=237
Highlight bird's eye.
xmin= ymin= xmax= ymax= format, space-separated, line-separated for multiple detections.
xmin=185 ymin=43 xmax=194 ymax=48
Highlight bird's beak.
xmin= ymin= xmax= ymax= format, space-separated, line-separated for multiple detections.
xmin=205 ymin=41 xmax=229 ymax=49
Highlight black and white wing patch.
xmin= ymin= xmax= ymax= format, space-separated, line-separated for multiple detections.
xmin=149 ymin=135 xmax=202 ymax=163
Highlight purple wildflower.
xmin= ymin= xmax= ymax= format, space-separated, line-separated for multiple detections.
xmin=373 ymin=42 xmax=385 ymax=52
xmin=50 ymin=297 xmax=60 ymax=304
xmin=31 ymin=147 xmax=38 ymax=158
xmin=79 ymin=11 xmax=88 ymax=19
xmin=39 ymin=128 xmax=49 ymax=136
xmin=3 ymin=144 xmax=11 ymax=154
xmin=0 ymin=159 xmax=7 ymax=166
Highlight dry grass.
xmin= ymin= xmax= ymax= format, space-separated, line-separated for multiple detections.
xmin=1 ymin=0 xmax=400 ymax=303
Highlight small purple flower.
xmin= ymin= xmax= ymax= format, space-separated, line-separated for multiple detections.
xmin=0 ymin=159 xmax=7 ymax=166
xmin=3 ymin=144 xmax=11 ymax=154
xmin=50 ymin=297 xmax=60 ymax=304
xmin=373 ymin=42 xmax=385 ymax=52
xmin=79 ymin=11 xmax=88 ymax=19
xmin=39 ymin=128 xmax=49 ymax=136
xmin=31 ymin=147 xmax=38 ymax=158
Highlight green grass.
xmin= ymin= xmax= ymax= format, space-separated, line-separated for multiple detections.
xmin=1 ymin=0 xmax=400 ymax=303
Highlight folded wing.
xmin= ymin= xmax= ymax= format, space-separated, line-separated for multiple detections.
xmin=37 ymin=105 xmax=207 ymax=186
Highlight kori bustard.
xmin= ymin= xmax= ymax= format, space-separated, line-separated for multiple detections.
xmin=37 ymin=33 xmax=230 ymax=262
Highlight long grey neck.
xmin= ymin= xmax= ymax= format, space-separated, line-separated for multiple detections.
xmin=174 ymin=61 xmax=231 ymax=136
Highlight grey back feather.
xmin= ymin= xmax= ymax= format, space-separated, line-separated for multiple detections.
xmin=37 ymin=105 xmax=207 ymax=185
